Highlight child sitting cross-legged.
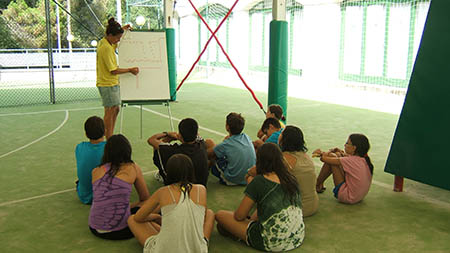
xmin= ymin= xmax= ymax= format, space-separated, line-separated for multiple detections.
xmin=88 ymin=134 xmax=150 ymax=240
xmin=253 ymin=117 xmax=283 ymax=150
xmin=75 ymin=116 xmax=106 ymax=204
xmin=205 ymin=112 xmax=256 ymax=185
xmin=215 ymin=143 xmax=305 ymax=252
xmin=128 ymin=154 xmax=215 ymax=253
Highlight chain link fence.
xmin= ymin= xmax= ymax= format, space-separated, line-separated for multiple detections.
xmin=0 ymin=0 xmax=431 ymax=107
xmin=0 ymin=0 xmax=164 ymax=107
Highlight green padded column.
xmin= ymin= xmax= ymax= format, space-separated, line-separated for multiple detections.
xmin=268 ymin=20 xmax=288 ymax=122
xmin=384 ymin=0 xmax=450 ymax=190
xmin=166 ymin=28 xmax=177 ymax=101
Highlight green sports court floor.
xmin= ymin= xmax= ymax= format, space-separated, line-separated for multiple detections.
xmin=1 ymin=83 xmax=449 ymax=252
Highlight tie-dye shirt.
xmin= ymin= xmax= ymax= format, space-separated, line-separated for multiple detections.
xmin=88 ymin=163 xmax=132 ymax=231
xmin=245 ymin=175 xmax=305 ymax=252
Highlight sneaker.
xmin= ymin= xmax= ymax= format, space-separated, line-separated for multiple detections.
xmin=154 ymin=171 xmax=164 ymax=182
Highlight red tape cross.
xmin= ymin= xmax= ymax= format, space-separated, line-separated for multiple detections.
xmin=176 ymin=0 xmax=264 ymax=111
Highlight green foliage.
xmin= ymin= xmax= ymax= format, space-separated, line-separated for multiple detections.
xmin=0 ymin=16 xmax=17 ymax=48
xmin=2 ymin=0 xmax=50 ymax=48
xmin=0 ymin=0 xmax=12 ymax=9
xmin=126 ymin=0 xmax=163 ymax=30
xmin=0 ymin=0 xmax=164 ymax=49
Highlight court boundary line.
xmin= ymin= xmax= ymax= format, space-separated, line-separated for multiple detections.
xmin=0 ymin=110 xmax=69 ymax=159
xmin=139 ymin=106 xmax=227 ymax=137
xmin=0 ymin=106 xmax=102 ymax=117
xmin=0 ymin=170 xmax=156 ymax=207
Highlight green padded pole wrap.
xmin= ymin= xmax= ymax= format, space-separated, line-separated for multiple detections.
xmin=166 ymin=28 xmax=177 ymax=101
xmin=268 ymin=20 xmax=288 ymax=122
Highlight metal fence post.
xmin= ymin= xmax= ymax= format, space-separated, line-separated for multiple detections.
xmin=45 ymin=0 xmax=56 ymax=104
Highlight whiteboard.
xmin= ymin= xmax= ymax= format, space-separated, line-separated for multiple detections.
xmin=118 ymin=31 xmax=170 ymax=101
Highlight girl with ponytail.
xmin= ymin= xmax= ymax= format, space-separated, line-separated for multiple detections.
xmin=128 ymin=154 xmax=215 ymax=252
xmin=313 ymin=133 xmax=373 ymax=204
xmin=97 ymin=17 xmax=139 ymax=139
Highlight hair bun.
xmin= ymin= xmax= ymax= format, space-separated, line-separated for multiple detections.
xmin=108 ymin=17 xmax=116 ymax=25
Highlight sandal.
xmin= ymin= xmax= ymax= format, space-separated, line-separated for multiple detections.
xmin=316 ymin=186 xmax=326 ymax=193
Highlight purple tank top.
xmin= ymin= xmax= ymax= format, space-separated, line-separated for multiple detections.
xmin=88 ymin=163 xmax=132 ymax=231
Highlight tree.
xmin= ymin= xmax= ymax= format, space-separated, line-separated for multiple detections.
xmin=0 ymin=16 xmax=18 ymax=48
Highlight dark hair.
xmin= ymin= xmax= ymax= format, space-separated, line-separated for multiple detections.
xmin=256 ymin=143 xmax=300 ymax=204
xmin=268 ymin=104 xmax=286 ymax=121
xmin=226 ymin=112 xmax=245 ymax=135
xmin=261 ymin=117 xmax=281 ymax=133
xmin=106 ymin=17 xmax=124 ymax=36
xmin=165 ymin=154 xmax=195 ymax=197
xmin=84 ymin=116 xmax=104 ymax=140
xmin=349 ymin=133 xmax=374 ymax=175
xmin=101 ymin=134 xmax=133 ymax=178
xmin=178 ymin=118 xmax=198 ymax=142
xmin=279 ymin=125 xmax=307 ymax=152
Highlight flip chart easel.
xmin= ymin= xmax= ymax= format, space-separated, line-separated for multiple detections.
xmin=117 ymin=30 xmax=173 ymax=137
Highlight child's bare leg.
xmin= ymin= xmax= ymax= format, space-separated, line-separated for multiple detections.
xmin=203 ymin=209 xmax=215 ymax=240
xmin=330 ymin=165 xmax=345 ymax=186
xmin=316 ymin=163 xmax=332 ymax=192
xmin=127 ymin=215 xmax=160 ymax=246
xmin=215 ymin=210 xmax=251 ymax=241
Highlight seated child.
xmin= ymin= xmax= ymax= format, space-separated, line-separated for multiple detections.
xmin=257 ymin=104 xmax=286 ymax=141
xmin=278 ymin=125 xmax=319 ymax=217
xmin=128 ymin=154 xmax=215 ymax=253
xmin=89 ymin=134 xmax=150 ymax=240
xmin=215 ymin=143 xmax=305 ymax=252
xmin=205 ymin=113 xmax=256 ymax=185
xmin=253 ymin=118 xmax=283 ymax=150
xmin=148 ymin=118 xmax=209 ymax=187
xmin=313 ymin=133 xmax=373 ymax=204
xmin=75 ymin=116 xmax=106 ymax=204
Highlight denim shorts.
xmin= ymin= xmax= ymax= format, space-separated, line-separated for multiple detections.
xmin=98 ymin=85 xmax=121 ymax=107
xmin=333 ymin=181 xmax=345 ymax=199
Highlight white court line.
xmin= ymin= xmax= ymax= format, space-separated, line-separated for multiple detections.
xmin=0 ymin=110 xmax=69 ymax=159
xmin=0 ymin=188 xmax=75 ymax=207
xmin=0 ymin=170 xmax=157 ymax=207
xmin=296 ymin=103 xmax=323 ymax=108
xmin=139 ymin=106 xmax=227 ymax=137
xmin=0 ymin=106 xmax=102 ymax=117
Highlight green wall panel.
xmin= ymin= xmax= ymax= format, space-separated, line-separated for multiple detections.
xmin=384 ymin=0 xmax=450 ymax=190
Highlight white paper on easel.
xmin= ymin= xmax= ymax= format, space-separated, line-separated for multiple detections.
xmin=118 ymin=31 xmax=170 ymax=101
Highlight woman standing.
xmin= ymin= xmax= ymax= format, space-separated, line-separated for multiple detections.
xmin=97 ymin=17 xmax=139 ymax=139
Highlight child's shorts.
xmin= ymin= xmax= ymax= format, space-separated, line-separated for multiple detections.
xmin=210 ymin=158 xmax=237 ymax=186
xmin=98 ymin=85 xmax=121 ymax=107
xmin=333 ymin=182 xmax=345 ymax=198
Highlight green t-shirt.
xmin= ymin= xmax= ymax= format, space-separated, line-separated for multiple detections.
xmin=245 ymin=175 xmax=305 ymax=252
